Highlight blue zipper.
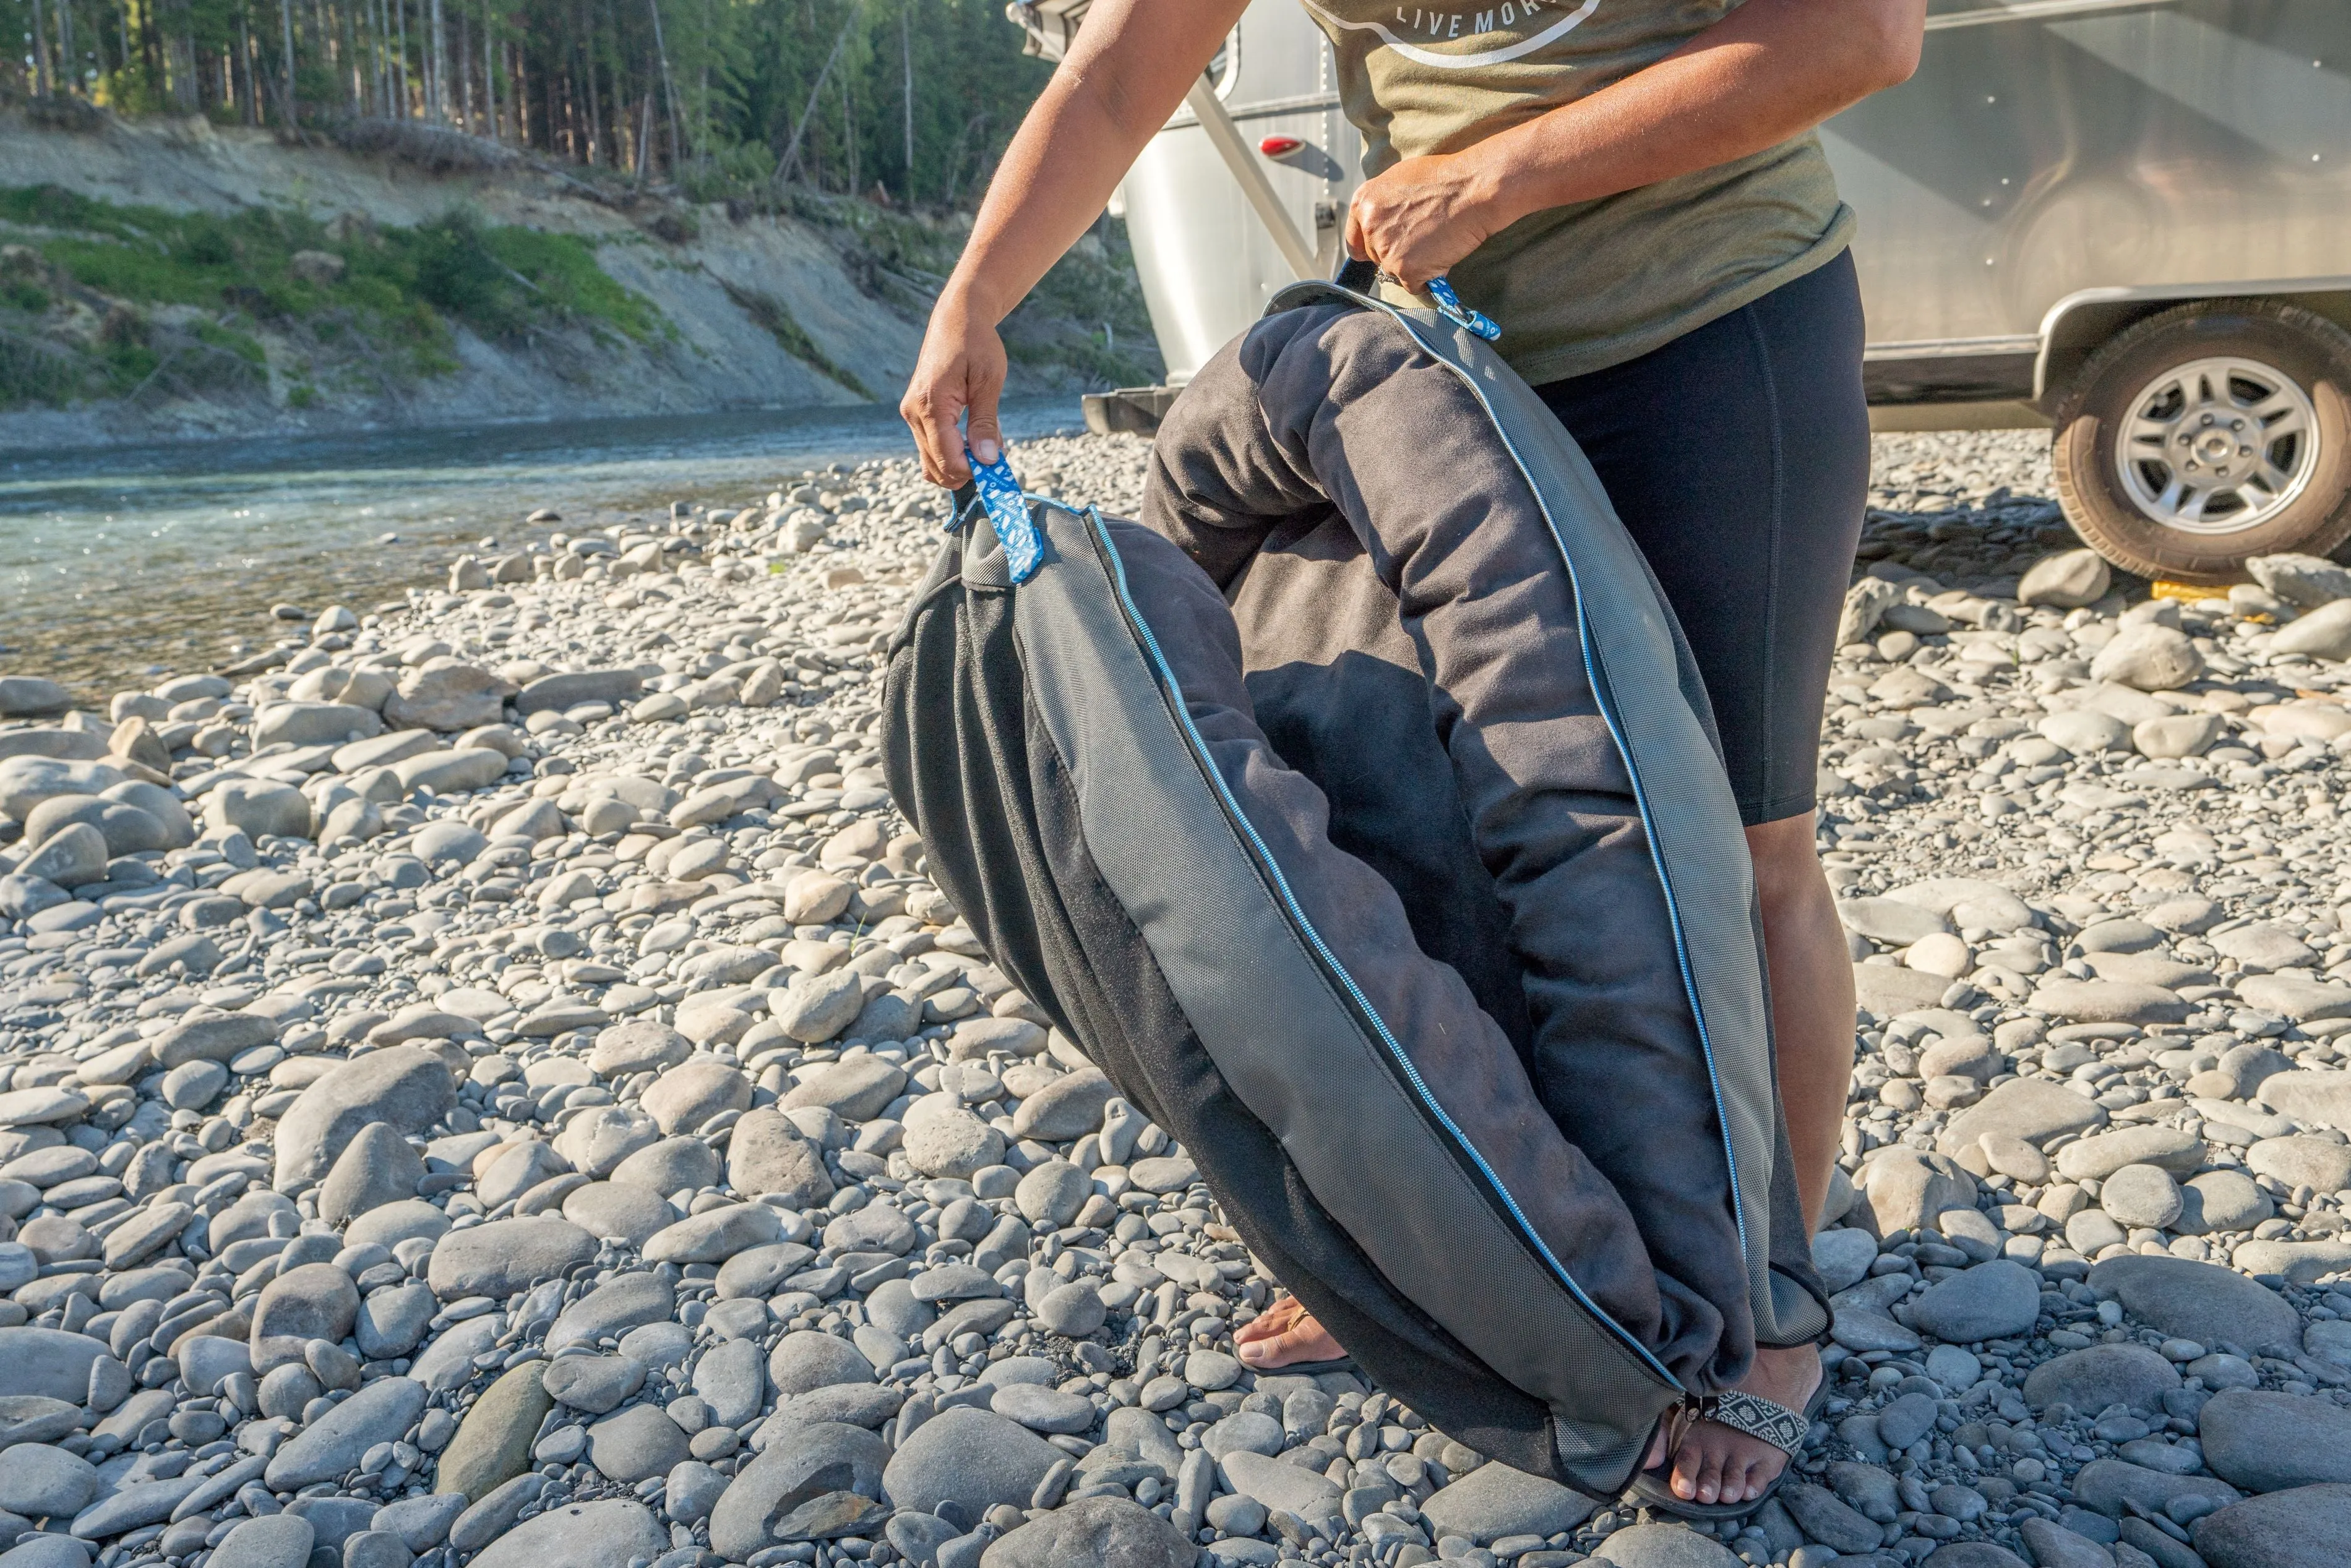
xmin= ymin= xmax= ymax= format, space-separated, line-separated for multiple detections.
xmin=1077 ymin=503 xmax=1679 ymax=1391
xmin=1357 ymin=306 xmax=1757 ymax=1274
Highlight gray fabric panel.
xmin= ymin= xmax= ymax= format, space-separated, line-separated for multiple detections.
xmin=1007 ymin=502 xmax=1677 ymax=1483
xmin=1270 ymin=281 xmax=1800 ymax=1345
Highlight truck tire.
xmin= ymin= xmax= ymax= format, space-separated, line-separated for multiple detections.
xmin=2051 ymin=299 xmax=2351 ymax=583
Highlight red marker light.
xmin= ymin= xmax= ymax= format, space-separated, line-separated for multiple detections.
xmin=1258 ymin=135 xmax=1304 ymax=158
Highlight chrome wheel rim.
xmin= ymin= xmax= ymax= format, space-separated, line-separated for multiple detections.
xmin=2115 ymin=354 xmax=2320 ymax=535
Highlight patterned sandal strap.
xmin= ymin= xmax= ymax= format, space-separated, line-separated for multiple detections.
xmin=1699 ymin=1389 xmax=1812 ymax=1457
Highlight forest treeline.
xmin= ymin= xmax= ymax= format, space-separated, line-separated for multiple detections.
xmin=3 ymin=0 xmax=1056 ymax=205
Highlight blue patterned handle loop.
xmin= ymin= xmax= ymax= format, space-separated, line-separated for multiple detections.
xmin=960 ymin=445 xmax=1046 ymax=584
xmin=1425 ymin=276 xmax=1502 ymax=343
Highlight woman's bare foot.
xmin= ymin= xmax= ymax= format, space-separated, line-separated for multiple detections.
xmin=1644 ymin=1343 xmax=1822 ymax=1507
xmin=1234 ymin=1295 xmax=1347 ymax=1370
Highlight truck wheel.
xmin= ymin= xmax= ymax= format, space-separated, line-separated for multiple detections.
xmin=2051 ymin=299 xmax=2351 ymax=583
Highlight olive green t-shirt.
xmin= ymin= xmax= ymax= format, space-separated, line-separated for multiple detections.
xmin=1301 ymin=0 xmax=1854 ymax=383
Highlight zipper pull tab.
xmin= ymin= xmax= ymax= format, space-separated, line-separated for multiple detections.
xmin=1425 ymin=276 xmax=1502 ymax=343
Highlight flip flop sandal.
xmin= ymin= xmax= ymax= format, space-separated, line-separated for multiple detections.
xmin=1622 ymin=1372 xmax=1831 ymax=1523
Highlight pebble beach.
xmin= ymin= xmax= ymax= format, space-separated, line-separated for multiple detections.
xmin=0 ymin=427 xmax=2340 ymax=1568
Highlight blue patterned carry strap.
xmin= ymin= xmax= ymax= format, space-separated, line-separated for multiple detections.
xmin=946 ymin=445 xmax=1047 ymax=584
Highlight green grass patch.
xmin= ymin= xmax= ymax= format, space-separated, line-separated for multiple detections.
xmin=0 ymin=185 xmax=671 ymax=401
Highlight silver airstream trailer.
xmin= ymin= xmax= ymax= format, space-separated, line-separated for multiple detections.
xmin=1012 ymin=0 xmax=2351 ymax=583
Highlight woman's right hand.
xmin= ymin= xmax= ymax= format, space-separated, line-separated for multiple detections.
xmin=901 ymin=289 xmax=1009 ymax=491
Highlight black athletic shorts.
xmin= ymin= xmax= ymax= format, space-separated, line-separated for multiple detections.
xmin=1533 ymin=249 xmax=1869 ymax=827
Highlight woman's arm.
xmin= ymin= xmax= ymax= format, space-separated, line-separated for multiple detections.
xmin=900 ymin=0 xmax=1251 ymax=486
xmin=1349 ymin=0 xmax=1927 ymax=286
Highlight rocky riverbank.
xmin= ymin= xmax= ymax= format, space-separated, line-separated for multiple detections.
xmin=0 ymin=429 xmax=2338 ymax=1568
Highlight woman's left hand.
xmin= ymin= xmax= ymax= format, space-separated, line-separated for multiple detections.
xmin=1344 ymin=152 xmax=1508 ymax=289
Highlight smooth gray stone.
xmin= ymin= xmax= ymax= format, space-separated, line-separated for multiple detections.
xmin=1828 ymin=1460 xmax=1901 ymax=1523
xmin=1781 ymin=1481 xmax=1885 ymax=1553
xmin=609 ymin=1136 xmax=720 ymax=1196
xmin=1589 ymin=1523 xmax=1741 ymax=1566
xmin=2086 ymin=1255 xmax=2302 ymax=1356
xmin=768 ymin=1330 xmax=874 ymax=1397
xmin=67 ymin=1475 xmax=202 ymax=1540
xmin=449 ymin=1474 xmax=543 ymax=1553
xmin=725 ymin=1110 xmax=835 ymax=1207
xmin=1214 ymin=1451 xmax=1342 ymax=1523
xmin=546 ymin=1270 xmax=674 ymax=1352
xmin=2023 ymin=1346 xmax=2181 ymax=1415
xmin=344 ymin=1199 xmax=449 ymax=1252
xmin=342 ymin=1530 xmax=414 ymax=1568
xmin=212 ymin=1515 xmax=314 ymax=1568
xmin=665 ymin=1459 xmax=728 ymax=1525
xmin=1875 ymin=1391 xmax=1940 ymax=1452
xmin=0 ymin=1399 xmax=80 ymax=1451
xmin=462 ymin=1498 xmax=667 ymax=1568
xmin=1419 ymin=1459 xmax=1596 ymax=1544
xmin=249 ymin=1261 xmax=361 ymax=1373
xmin=263 ymin=1376 xmax=428 ymax=1489
xmin=0 ymin=1444 xmax=97 ymax=1519
xmin=0 ymin=1330 xmax=108 ymax=1404
xmin=2192 ymin=1482 xmax=2351 ymax=1568
xmin=708 ymin=1421 xmax=889 ymax=1561
xmin=2018 ymin=1517 xmax=2120 ymax=1568
xmin=544 ymin=1353 xmax=645 ymax=1416
xmin=866 ymin=1279 xmax=936 ymax=1343
xmin=1909 ymin=1546 xmax=2027 ymax=1568
xmin=356 ymin=1279 xmax=436 ymax=1360
xmin=1910 ymin=1260 xmax=2041 ymax=1343
xmin=317 ymin=1123 xmax=423 ymax=1225
xmin=643 ymin=1202 xmax=782 ymax=1265
xmin=425 ymin=1216 xmax=596 ymax=1300
xmin=1198 ymin=1410 xmax=1281 ymax=1460
xmin=991 ymin=1384 xmax=1099 ymax=1437
xmin=2071 ymin=1460 xmax=2240 ymax=1519
xmin=273 ymin=1046 xmax=456 ymax=1189
xmin=372 ymin=1491 xmax=468 ymax=1551
xmin=975 ymin=1496 xmax=1190 ymax=1568
xmin=716 ymin=1243 xmax=817 ymax=1301
xmin=1008 ymin=1067 xmax=1114 ymax=1141
xmin=408 ymin=1316 xmax=499 ymax=1392
xmin=0 ymin=1536 xmax=90 ymax=1567
xmin=881 ymin=1407 xmax=1062 ymax=1520
xmin=825 ymin=1203 xmax=920 ymax=1257
xmin=783 ymin=1058 xmax=907 ymax=1122
xmin=587 ymin=1403 xmax=689 ymax=1483
xmin=2198 ymin=1390 xmax=2351 ymax=1492
xmin=1034 ymin=1280 xmax=1107 ymax=1339
xmin=286 ymin=1494 xmax=377 ymax=1550
xmin=693 ymin=1337 xmax=767 ymax=1428
xmin=560 ymin=1181 xmax=678 ymax=1248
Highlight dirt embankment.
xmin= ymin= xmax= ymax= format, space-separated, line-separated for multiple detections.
xmin=0 ymin=109 xmax=1158 ymax=451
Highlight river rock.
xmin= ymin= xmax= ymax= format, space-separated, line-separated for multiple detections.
xmin=426 ymin=1217 xmax=596 ymax=1300
xmin=2198 ymin=1389 xmax=2351 ymax=1493
xmin=463 ymin=1499 xmax=667 ymax=1568
xmin=1420 ymin=1459 xmax=1596 ymax=1544
xmin=1911 ymin=1260 xmax=2040 ymax=1343
xmin=439 ymin=1363 xmax=552 ymax=1501
xmin=2087 ymin=1256 xmax=2301 ymax=1355
xmin=2192 ymin=1483 xmax=2351 ymax=1568
xmin=2023 ymin=1346 xmax=2180 ymax=1415
xmin=273 ymin=1046 xmax=455 ymax=1189
xmin=707 ymin=1421 xmax=889 ymax=1561
xmin=978 ymin=1496 xmax=1192 ymax=1568
xmin=264 ymin=1375 xmax=428 ymax=1489
xmin=880 ymin=1406 xmax=1062 ymax=1518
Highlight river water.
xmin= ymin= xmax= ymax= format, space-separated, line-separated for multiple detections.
xmin=0 ymin=400 xmax=1078 ymax=703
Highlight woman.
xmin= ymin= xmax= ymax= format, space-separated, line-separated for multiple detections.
xmin=901 ymin=0 xmax=1925 ymax=1513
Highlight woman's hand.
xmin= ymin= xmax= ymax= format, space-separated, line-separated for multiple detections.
xmin=901 ymin=290 xmax=1010 ymax=489
xmin=1345 ymin=152 xmax=1508 ymax=289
